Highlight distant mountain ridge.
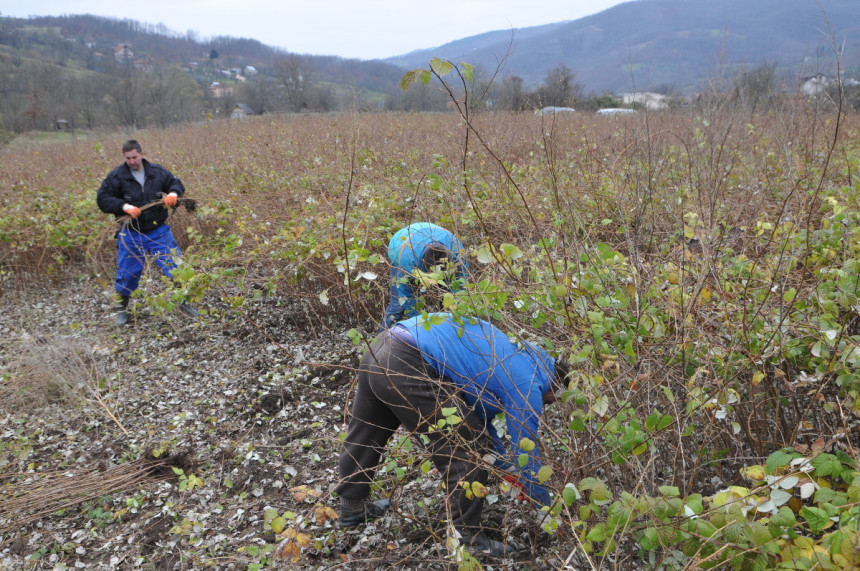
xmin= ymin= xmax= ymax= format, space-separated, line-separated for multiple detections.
xmin=385 ymin=0 xmax=860 ymax=94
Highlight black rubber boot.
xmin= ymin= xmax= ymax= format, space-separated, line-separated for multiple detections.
xmin=177 ymin=302 xmax=200 ymax=319
xmin=338 ymin=498 xmax=391 ymax=528
xmin=457 ymin=530 xmax=517 ymax=558
xmin=115 ymin=295 xmax=130 ymax=327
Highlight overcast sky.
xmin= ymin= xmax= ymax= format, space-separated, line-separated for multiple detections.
xmin=2 ymin=1 xmax=630 ymax=60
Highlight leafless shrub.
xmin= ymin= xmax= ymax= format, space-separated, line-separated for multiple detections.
xmin=1 ymin=335 xmax=115 ymax=420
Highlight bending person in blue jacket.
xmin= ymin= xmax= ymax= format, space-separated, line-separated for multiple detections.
xmin=382 ymin=223 xmax=468 ymax=329
xmin=336 ymin=313 xmax=568 ymax=558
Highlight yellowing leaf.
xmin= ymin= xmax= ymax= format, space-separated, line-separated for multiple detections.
xmin=271 ymin=516 xmax=286 ymax=534
xmin=740 ymin=465 xmax=766 ymax=481
xmin=538 ymin=465 xmax=554 ymax=484
xmin=275 ymin=540 xmax=301 ymax=562
xmin=471 ymin=482 xmax=489 ymax=498
xmin=295 ymin=532 xmax=312 ymax=548
xmin=430 ymin=58 xmax=453 ymax=76
xmin=519 ymin=438 xmax=536 ymax=452
xmin=313 ymin=504 xmax=337 ymax=524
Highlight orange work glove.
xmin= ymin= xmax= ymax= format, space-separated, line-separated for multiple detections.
xmin=502 ymin=475 xmax=527 ymax=501
xmin=123 ymin=205 xmax=142 ymax=218
xmin=163 ymin=194 xmax=178 ymax=207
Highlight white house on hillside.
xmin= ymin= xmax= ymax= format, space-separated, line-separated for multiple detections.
xmin=620 ymin=92 xmax=668 ymax=110
xmin=801 ymin=73 xmax=830 ymax=96
xmin=231 ymin=104 xmax=256 ymax=120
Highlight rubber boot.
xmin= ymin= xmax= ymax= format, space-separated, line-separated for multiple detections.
xmin=465 ymin=531 xmax=516 ymax=558
xmin=178 ymin=302 xmax=200 ymax=319
xmin=338 ymin=498 xmax=391 ymax=528
xmin=173 ymin=282 xmax=200 ymax=319
xmin=115 ymin=294 xmax=130 ymax=327
xmin=450 ymin=529 xmax=517 ymax=558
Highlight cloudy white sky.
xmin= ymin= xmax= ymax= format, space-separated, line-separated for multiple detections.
xmin=2 ymin=1 xmax=629 ymax=60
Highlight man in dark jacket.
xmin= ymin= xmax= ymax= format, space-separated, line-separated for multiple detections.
xmin=97 ymin=140 xmax=198 ymax=326
xmin=335 ymin=313 xmax=568 ymax=558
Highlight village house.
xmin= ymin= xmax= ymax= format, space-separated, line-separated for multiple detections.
xmin=620 ymin=92 xmax=669 ymax=110
xmin=231 ymin=104 xmax=256 ymax=120
xmin=800 ymin=73 xmax=830 ymax=96
xmin=208 ymin=82 xmax=234 ymax=99
xmin=113 ymin=44 xmax=134 ymax=62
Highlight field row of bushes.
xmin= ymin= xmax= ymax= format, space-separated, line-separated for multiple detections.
xmin=1 ymin=98 xmax=859 ymax=568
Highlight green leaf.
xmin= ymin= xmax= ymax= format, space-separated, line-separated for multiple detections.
xmin=771 ymin=506 xmax=796 ymax=527
xmin=517 ymin=453 xmax=529 ymax=467
xmin=592 ymin=395 xmax=609 ymax=417
xmin=519 ymin=437 xmax=536 ymax=452
xmin=263 ymin=508 xmax=279 ymax=524
xmin=562 ymin=483 xmax=580 ymax=505
xmin=661 ymin=385 xmax=675 ymax=403
xmin=745 ymin=522 xmax=772 ymax=546
xmin=400 ymin=70 xmax=420 ymax=91
xmin=765 ymin=450 xmax=796 ymax=474
xmin=474 ymin=244 xmax=494 ymax=264
xmin=537 ymin=465 xmax=553 ymax=484
xmin=430 ymin=58 xmax=453 ymax=76
xmin=640 ymin=527 xmax=659 ymax=550
xmin=580 ymin=477 xmax=610 ymax=501
xmin=695 ymin=519 xmax=718 ymax=538
xmin=419 ymin=70 xmax=432 ymax=85
xmin=645 ymin=412 xmax=673 ymax=431
xmin=800 ymin=506 xmax=831 ymax=533
xmin=500 ymin=243 xmax=523 ymax=261
xmin=586 ymin=523 xmax=607 ymax=542
xmin=811 ymin=453 xmax=842 ymax=477
xmin=271 ymin=515 xmax=287 ymax=534
xmin=461 ymin=62 xmax=474 ymax=82
xmin=685 ymin=494 xmax=704 ymax=515
xmin=658 ymin=486 xmax=680 ymax=497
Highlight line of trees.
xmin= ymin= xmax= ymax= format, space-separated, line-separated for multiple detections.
xmin=383 ymin=64 xmax=586 ymax=112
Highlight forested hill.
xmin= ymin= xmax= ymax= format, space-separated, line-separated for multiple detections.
xmin=387 ymin=0 xmax=860 ymax=94
xmin=0 ymin=14 xmax=406 ymax=133
xmin=0 ymin=13 xmax=403 ymax=86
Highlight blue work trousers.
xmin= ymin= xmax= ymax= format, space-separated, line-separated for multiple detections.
xmin=115 ymin=224 xmax=182 ymax=296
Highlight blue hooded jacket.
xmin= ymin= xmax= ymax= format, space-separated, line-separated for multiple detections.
xmin=397 ymin=313 xmax=556 ymax=506
xmin=387 ymin=223 xmax=468 ymax=317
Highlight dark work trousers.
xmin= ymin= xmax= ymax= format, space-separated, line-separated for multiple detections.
xmin=336 ymin=329 xmax=490 ymax=532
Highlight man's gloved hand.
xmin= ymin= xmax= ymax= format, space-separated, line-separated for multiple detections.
xmin=163 ymin=193 xmax=178 ymax=207
xmin=123 ymin=204 xmax=142 ymax=218
xmin=502 ymin=475 xmax=527 ymax=501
